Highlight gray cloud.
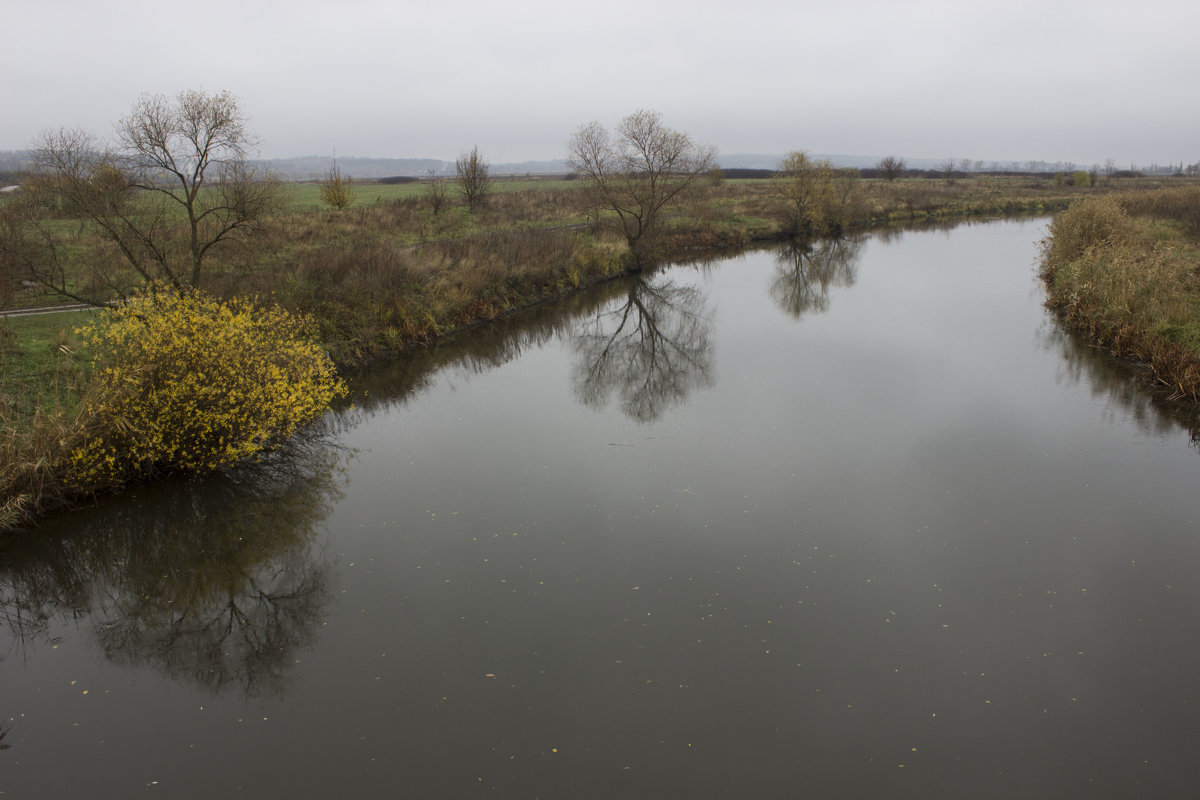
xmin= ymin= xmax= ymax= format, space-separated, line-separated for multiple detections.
xmin=3 ymin=0 xmax=1196 ymax=167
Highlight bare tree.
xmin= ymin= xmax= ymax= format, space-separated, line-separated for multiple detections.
xmin=455 ymin=145 xmax=492 ymax=210
xmin=775 ymin=150 xmax=836 ymax=235
xmin=1104 ymin=158 xmax=1117 ymax=183
xmin=115 ymin=90 xmax=280 ymax=288
xmin=319 ymin=156 xmax=355 ymax=210
xmin=424 ymin=168 xmax=451 ymax=215
xmin=827 ymin=168 xmax=864 ymax=235
xmin=567 ymin=109 xmax=718 ymax=268
xmin=7 ymin=90 xmax=281 ymax=302
xmin=875 ymin=155 xmax=906 ymax=182
xmin=938 ymin=159 xmax=957 ymax=184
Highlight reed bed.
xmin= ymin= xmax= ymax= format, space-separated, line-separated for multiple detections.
xmin=1041 ymin=189 xmax=1200 ymax=402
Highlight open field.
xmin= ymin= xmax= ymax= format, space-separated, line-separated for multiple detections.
xmin=1 ymin=310 xmax=94 ymax=416
xmin=281 ymin=176 xmax=585 ymax=212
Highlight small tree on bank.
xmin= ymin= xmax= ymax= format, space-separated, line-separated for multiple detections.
xmin=4 ymin=89 xmax=281 ymax=303
xmin=319 ymin=157 xmax=355 ymax=210
xmin=939 ymin=159 xmax=957 ymax=185
xmin=775 ymin=150 xmax=835 ymax=235
xmin=567 ymin=109 xmax=717 ymax=268
xmin=424 ymin=169 xmax=451 ymax=215
xmin=876 ymin=155 xmax=906 ymax=182
xmin=455 ymin=146 xmax=492 ymax=211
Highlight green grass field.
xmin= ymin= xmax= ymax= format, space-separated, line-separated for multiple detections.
xmin=1 ymin=310 xmax=96 ymax=417
xmin=281 ymin=177 xmax=586 ymax=213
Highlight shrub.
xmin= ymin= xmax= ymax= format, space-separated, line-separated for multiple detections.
xmin=1118 ymin=186 xmax=1200 ymax=237
xmin=774 ymin=151 xmax=835 ymax=235
xmin=1041 ymin=196 xmax=1131 ymax=267
xmin=70 ymin=290 xmax=346 ymax=490
xmin=319 ymin=161 xmax=355 ymax=210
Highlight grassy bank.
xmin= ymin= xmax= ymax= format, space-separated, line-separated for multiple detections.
xmin=1039 ymin=186 xmax=1200 ymax=402
xmin=0 ymin=311 xmax=94 ymax=527
xmin=200 ymin=174 xmax=1184 ymax=364
xmin=3 ymin=173 xmax=1198 ymax=531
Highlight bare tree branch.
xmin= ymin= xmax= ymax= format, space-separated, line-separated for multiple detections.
xmin=3 ymin=90 xmax=282 ymax=302
xmin=568 ymin=110 xmax=717 ymax=268
xmin=455 ymin=146 xmax=492 ymax=211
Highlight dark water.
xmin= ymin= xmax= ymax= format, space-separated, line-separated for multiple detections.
xmin=5 ymin=219 xmax=1200 ymax=798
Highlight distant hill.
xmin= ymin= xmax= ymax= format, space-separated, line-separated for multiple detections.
xmin=257 ymin=156 xmax=450 ymax=181
xmin=258 ymin=156 xmax=582 ymax=180
xmin=6 ymin=147 xmax=1135 ymax=185
xmin=262 ymin=153 xmax=900 ymax=179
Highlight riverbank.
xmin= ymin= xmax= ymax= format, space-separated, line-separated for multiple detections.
xmin=1039 ymin=186 xmax=1200 ymax=404
xmin=176 ymin=173 xmax=1173 ymax=366
xmin=3 ymin=174 xmax=1198 ymax=531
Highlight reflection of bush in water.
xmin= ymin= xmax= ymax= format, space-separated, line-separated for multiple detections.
xmin=770 ymin=236 xmax=865 ymax=319
xmin=571 ymin=275 xmax=715 ymax=423
xmin=0 ymin=434 xmax=345 ymax=698
xmin=1038 ymin=321 xmax=1200 ymax=444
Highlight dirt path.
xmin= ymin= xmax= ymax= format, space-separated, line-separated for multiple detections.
xmin=0 ymin=303 xmax=93 ymax=319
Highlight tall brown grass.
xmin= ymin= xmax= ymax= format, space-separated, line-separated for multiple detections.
xmin=247 ymin=226 xmax=627 ymax=363
xmin=0 ymin=328 xmax=90 ymax=531
xmin=0 ymin=406 xmax=82 ymax=530
xmin=1041 ymin=192 xmax=1200 ymax=403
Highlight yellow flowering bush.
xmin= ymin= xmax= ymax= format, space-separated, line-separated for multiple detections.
xmin=70 ymin=289 xmax=346 ymax=489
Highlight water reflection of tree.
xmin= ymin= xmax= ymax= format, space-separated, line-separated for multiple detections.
xmin=872 ymin=217 xmax=980 ymax=246
xmin=0 ymin=434 xmax=343 ymax=698
xmin=337 ymin=279 xmax=634 ymax=422
xmin=571 ymin=275 xmax=715 ymax=422
xmin=769 ymin=236 xmax=865 ymax=318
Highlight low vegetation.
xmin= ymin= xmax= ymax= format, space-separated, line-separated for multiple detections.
xmin=1040 ymin=187 xmax=1200 ymax=402
xmin=71 ymin=291 xmax=345 ymax=487
xmin=4 ymin=93 xmax=1200 ymax=532
xmin=0 ymin=312 xmax=92 ymax=529
xmin=1 ymin=292 xmax=344 ymax=530
xmin=319 ymin=159 xmax=355 ymax=210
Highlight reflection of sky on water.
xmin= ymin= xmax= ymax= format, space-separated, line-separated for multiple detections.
xmin=1 ymin=435 xmax=344 ymax=698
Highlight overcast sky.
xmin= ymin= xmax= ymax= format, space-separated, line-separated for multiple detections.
xmin=3 ymin=0 xmax=1197 ymax=167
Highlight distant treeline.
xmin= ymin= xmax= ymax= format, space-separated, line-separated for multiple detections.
xmin=720 ymin=168 xmax=775 ymax=180
xmin=0 ymin=170 xmax=29 ymax=187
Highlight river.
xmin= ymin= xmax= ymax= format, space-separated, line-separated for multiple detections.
xmin=4 ymin=218 xmax=1200 ymax=797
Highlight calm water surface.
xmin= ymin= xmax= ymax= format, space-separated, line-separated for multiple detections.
xmin=5 ymin=219 xmax=1200 ymax=798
